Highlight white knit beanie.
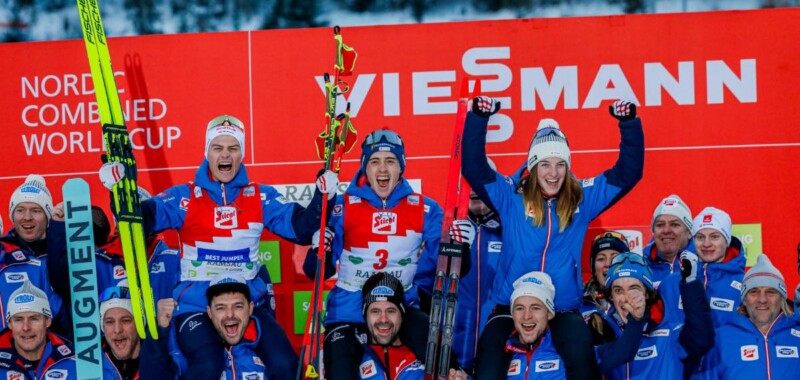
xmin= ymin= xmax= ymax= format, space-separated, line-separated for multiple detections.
xmin=205 ymin=115 xmax=246 ymax=161
xmin=692 ymin=207 xmax=732 ymax=245
xmin=510 ymin=271 xmax=556 ymax=315
xmin=9 ymin=174 xmax=53 ymax=221
xmin=526 ymin=119 xmax=570 ymax=172
xmin=99 ymin=283 xmax=133 ymax=321
xmin=742 ymin=254 xmax=787 ymax=300
xmin=651 ymin=194 xmax=692 ymax=232
xmin=6 ymin=281 xmax=52 ymax=322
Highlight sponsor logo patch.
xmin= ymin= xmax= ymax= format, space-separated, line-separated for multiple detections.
xmin=730 ymin=280 xmax=742 ymax=291
xmin=407 ymin=195 xmax=420 ymax=205
xmin=359 ymin=360 xmax=377 ymax=378
xmin=333 ymin=204 xmax=343 ymax=216
xmin=582 ymin=177 xmax=595 ymax=187
xmin=7 ymin=371 xmax=23 ymax=380
xmin=193 ymin=186 xmax=202 ymax=198
xmin=243 ymin=186 xmax=255 ymax=196
xmin=4 ymin=273 xmax=27 ymax=283
xmin=535 ymin=359 xmax=560 ymax=372
xmin=150 ymin=262 xmax=165 ymax=274
xmin=424 ymin=205 xmax=430 ymax=213
xmin=507 ymin=359 xmax=521 ymax=376
xmin=214 ymin=206 xmax=238 ymax=229
xmin=242 ymin=372 xmax=263 ymax=380
xmin=372 ymin=212 xmax=397 ymax=234
xmin=349 ymin=196 xmax=361 ymax=204
xmin=57 ymin=345 xmax=71 ymax=355
xmin=276 ymin=196 xmax=290 ymax=204
xmin=648 ymin=329 xmax=670 ymax=337
xmin=179 ymin=197 xmax=190 ymax=210
xmin=253 ymin=356 xmax=264 ymax=366
xmin=776 ymin=345 xmax=799 ymax=358
xmin=113 ymin=265 xmax=126 ymax=279
xmin=11 ymin=252 xmax=25 ymax=261
xmin=13 ymin=294 xmax=34 ymax=304
xmin=740 ymin=345 xmax=759 ymax=361
xmin=703 ymin=214 xmax=713 ymax=223
xmin=709 ymin=297 xmax=734 ymax=312
xmin=371 ymin=285 xmax=395 ymax=296
xmin=44 ymin=370 xmax=67 ymax=380
xmin=635 ymin=345 xmax=658 ymax=360
xmin=488 ymin=241 xmax=502 ymax=252
xmin=791 ymin=329 xmax=800 ymax=338
xmin=0 ymin=352 xmax=9 ymax=359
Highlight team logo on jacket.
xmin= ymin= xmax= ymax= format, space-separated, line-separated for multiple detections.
xmin=488 ymin=241 xmax=502 ymax=252
xmin=359 ymin=360 xmax=377 ymax=378
xmin=333 ymin=204 xmax=343 ymax=216
xmin=7 ymin=371 xmax=23 ymax=380
xmin=349 ymin=196 xmax=361 ymax=204
xmin=535 ymin=360 xmax=560 ymax=372
xmin=740 ymin=345 xmax=759 ymax=361
xmin=179 ymin=197 xmax=190 ymax=210
xmin=507 ymin=359 xmax=521 ymax=375
xmin=792 ymin=329 xmax=800 ymax=338
xmin=242 ymin=373 xmax=263 ymax=380
xmin=776 ymin=346 xmax=799 ymax=358
xmin=648 ymin=329 xmax=670 ymax=337
xmin=214 ymin=206 xmax=238 ymax=229
xmin=113 ymin=265 xmax=126 ymax=279
xmin=44 ymin=370 xmax=66 ymax=380
xmin=57 ymin=345 xmax=71 ymax=356
xmin=634 ymin=345 xmax=658 ymax=360
xmin=253 ymin=356 xmax=264 ymax=366
xmin=582 ymin=177 xmax=595 ymax=187
xmin=194 ymin=186 xmax=202 ymax=198
xmin=730 ymin=280 xmax=742 ymax=291
xmin=709 ymin=297 xmax=734 ymax=311
xmin=243 ymin=186 xmax=255 ymax=196
xmin=11 ymin=252 xmax=25 ymax=261
xmin=408 ymin=195 xmax=420 ymax=205
xmin=372 ymin=212 xmax=397 ymax=234
xmin=4 ymin=273 xmax=27 ymax=283
xmin=150 ymin=262 xmax=165 ymax=274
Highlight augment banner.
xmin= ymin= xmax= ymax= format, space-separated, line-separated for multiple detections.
xmin=1 ymin=8 xmax=799 ymax=346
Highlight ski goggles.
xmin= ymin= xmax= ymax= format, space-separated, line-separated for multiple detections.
xmin=610 ymin=252 xmax=647 ymax=267
xmin=592 ymin=231 xmax=628 ymax=245
xmin=533 ymin=126 xmax=569 ymax=143
xmin=207 ymin=115 xmax=245 ymax=131
xmin=99 ymin=286 xmax=131 ymax=303
xmin=362 ymin=129 xmax=404 ymax=147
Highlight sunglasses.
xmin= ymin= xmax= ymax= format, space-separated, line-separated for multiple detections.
xmin=593 ymin=231 xmax=628 ymax=245
xmin=610 ymin=252 xmax=647 ymax=267
xmin=207 ymin=115 xmax=245 ymax=131
xmin=99 ymin=286 xmax=131 ymax=303
xmin=362 ymin=129 xmax=404 ymax=147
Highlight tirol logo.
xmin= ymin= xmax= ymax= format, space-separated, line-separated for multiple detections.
xmin=703 ymin=214 xmax=713 ymax=223
xmin=740 ymin=345 xmax=758 ymax=361
xmin=372 ymin=212 xmax=397 ymax=234
xmin=13 ymin=294 xmax=34 ymax=304
xmin=371 ymin=285 xmax=395 ymax=296
xmin=214 ymin=206 xmax=238 ymax=229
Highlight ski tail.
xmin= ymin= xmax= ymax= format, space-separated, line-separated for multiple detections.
xmin=76 ymin=0 xmax=157 ymax=339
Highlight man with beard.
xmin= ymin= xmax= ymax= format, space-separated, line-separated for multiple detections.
xmin=3 ymin=175 xmax=54 ymax=257
xmin=140 ymin=274 xmax=272 ymax=379
xmin=358 ymin=272 xmax=466 ymax=380
xmin=99 ymin=285 xmax=141 ymax=379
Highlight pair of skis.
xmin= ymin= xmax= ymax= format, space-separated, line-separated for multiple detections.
xmin=298 ymin=26 xmax=358 ymax=380
xmin=75 ymin=0 xmax=158 ymax=343
xmin=424 ymin=78 xmax=479 ymax=380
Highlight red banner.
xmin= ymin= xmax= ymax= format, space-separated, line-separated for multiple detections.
xmin=2 ymin=9 xmax=799 ymax=346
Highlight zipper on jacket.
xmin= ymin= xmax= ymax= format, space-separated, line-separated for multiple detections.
xmin=540 ymin=199 xmax=553 ymax=270
xmin=383 ymin=346 xmax=390 ymax=380
xmin=226 ymin=347 xmax=235 ymax=380
xmin=221 ymin=182 xmax=228 ymax=205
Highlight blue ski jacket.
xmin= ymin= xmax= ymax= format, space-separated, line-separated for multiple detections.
xmin=595 ymin=276 xmax=715 ymax=380
xmin=139 ymin=161 xmax=324 ymax=314
xmin=452 ymin=211 xmax=502 ymax=370
xmin=504 ymin=329 xmax=566 ymax=380
xmin=699 ymin=313 xmax=800 ymax=379
xmin=696 ymin=236 xmax=746 ymax=328
xmin=462 ymin=112 xmax=644 ymax=311
xmin=140 ymin=317 xmax=268 ymax=380
xmin=323 ymin=169 xmax=443 ymax=325
xmin=0 ymin=330 xmax=117 ymax=380
xmin=358 ymin=341 xmax=425 ymax=380
xmin=645 ymin=238 xmax=696 ymax=286
xmin=0 ymin=241 xmax=62 ymax=331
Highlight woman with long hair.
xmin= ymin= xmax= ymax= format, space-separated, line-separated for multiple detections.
xmin=462 ymin=98 xmax=644 ymax=379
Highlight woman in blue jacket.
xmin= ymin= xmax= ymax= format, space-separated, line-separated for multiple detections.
xmin=463 ymin=98 xmax=644 ymax=379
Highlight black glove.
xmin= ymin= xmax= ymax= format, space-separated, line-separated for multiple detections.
xmin=679 ymin=250 xmax=699 ymax=283
xmin=609 ymin=100 xmax=637 ymax=121
xmin=471 ymin=96 xmax=501 ymax=118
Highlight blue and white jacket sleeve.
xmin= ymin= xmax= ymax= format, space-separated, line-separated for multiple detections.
xmin=141 ymin=185 xmax=191 ymax=236
xmin=462 ymin=112 xmax=502 ymax=214
xmin=413 ymin=197 xmax=444 ymax=296
xmin=260 ymin=185 xmax=328 ymax=245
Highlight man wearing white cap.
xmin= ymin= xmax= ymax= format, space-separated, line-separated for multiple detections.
xmin=100 ymin=115 xmax=336 ymax=379
xmin=3 ymin=174 xmax=54 ymax=257
xmin=0 ymin=281 xmax=117 ymax=379
xmin=702 ymin=254 xmax=799 ymax=378
xmin=644 ymin=194 xmax=695 ymax=284
xmin=491 ymin=271 xmax=565 ymax=379
xmin=690 ymin=206 xmax=746 ymax=327
xmin=99 ymin=285 xmax=140 ymax=379
xmin=140 ymin=274 xmax=272 ymax=380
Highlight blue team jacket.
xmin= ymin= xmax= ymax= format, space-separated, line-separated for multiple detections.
xmin=462 ymin=112 xmax=644 ymax=311
xmin=0 ymin=241 xmax=62 ymax=331
xmin=324 ymin=169 xmax=443 ymax=325
xmin=504 ymin=329 xmax=566 ymax=380
xmin=644 ymin=238 xmax=696 ymax=286
xmin=696 ymin=236 xmax=746 ymax=328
